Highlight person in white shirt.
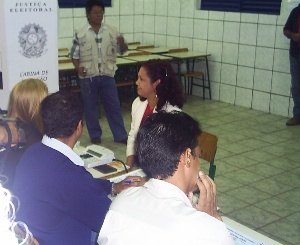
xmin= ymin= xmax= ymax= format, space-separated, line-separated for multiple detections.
xmin=98 ymin=111 xmax=234 ymax=245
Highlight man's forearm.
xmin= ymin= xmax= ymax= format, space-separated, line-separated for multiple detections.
xmin=72 ymin=58 xmax=87 ymax=77
xmin=284 ymin=29 xmax=300 ymax=42
xmin=119 ymin=42 xmax=128 ymax=53
xmin=117 ymin=36 xmax=128 ymax=53
xmin=284 ymin=29 xmax=293 ymax=39
xmin=72 ymin=59 xmax=80 ymax=71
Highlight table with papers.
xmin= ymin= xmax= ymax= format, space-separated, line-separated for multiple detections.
xmin=223 ymin=217 xmax=283 ymax=245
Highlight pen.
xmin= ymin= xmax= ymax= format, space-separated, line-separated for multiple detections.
xmin=124 ymin=179 xmax=141 ymax=184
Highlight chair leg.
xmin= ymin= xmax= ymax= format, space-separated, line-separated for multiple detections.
xmin=183 ymin=76 xmax=188 ymax=101
xmin=208 ymin=160 xmax=216 ymax=180
xmin=202 ymin=75 xmax=205 ymax=100
xmin=208 ymin=79 xmax=211 ymax=100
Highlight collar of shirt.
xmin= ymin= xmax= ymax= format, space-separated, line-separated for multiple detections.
xmin=144 ymin=178 xmax=193 ymax=208
xmin=42 ymin=135 xmax=84 ymax=167
xmin=87 ymin=23 xmax=106 ymax=33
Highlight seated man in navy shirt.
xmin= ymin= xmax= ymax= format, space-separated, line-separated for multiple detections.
xmin=13 ymin=91 xmax=143 ymax=245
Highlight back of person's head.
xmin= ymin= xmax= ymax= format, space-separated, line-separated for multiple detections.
xmin=136 ymin=111 xmax=201 ymax=179
xmin=86 ymin=0 xmax=105 ymax=13
xmin=8 ymin=78 xmax=48 ymax=133
xmin=41 ymin=91 xmax=84 ymax=138
xmin=140 ymin=59 xmax=184 ymax=110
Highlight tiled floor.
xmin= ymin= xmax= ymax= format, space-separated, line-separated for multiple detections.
xmin=80 ymin=95 xmax=300 ymax=245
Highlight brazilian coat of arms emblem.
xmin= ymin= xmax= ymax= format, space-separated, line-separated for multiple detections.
xmin=19 ymin=23 xmax=47 ymax=58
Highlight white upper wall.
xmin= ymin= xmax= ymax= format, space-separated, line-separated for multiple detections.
xmin=58 ymin=0 xmax=295 ymax=117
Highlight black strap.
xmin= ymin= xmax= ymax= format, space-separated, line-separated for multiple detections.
xmin=0 ymin=120 xmax=13 ymax=176
xmin=1 ymin=120 xmax=12 ymax=147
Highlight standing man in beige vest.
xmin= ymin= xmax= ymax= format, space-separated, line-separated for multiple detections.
xmin=71 ymin=0 xmax=128 ymax=144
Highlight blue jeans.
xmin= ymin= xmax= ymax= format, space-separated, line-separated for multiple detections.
xmin=80 ymin=75 xmax=127 ymax=141
xmin=290 ymin=54 xmax=300 ymax=118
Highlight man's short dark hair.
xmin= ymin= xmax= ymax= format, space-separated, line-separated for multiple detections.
xmin=41 ymin=91 xmax=84 ymax=138
xmin=136 ymin=111 xmax=202 ymax=179
xmin=86 ymin=0 xmax=105 ymax=13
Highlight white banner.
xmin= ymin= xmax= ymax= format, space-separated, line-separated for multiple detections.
xmin=0 ymin=0 xmax=58 ymax=110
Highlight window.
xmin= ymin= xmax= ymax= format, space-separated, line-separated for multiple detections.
xmin=58 ymin=0 xmax=112 ymax=8
xmin=200 ymin=0 xmax=281 ymax=15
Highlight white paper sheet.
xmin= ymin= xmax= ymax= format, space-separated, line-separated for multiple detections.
xmin=227 ymin=225 xmax=265 ymax=245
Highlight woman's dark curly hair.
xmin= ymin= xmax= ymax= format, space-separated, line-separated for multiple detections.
xmin=139 ymin=59 xmax=184 ymax=111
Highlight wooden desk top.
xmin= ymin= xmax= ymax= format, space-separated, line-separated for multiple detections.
xmin=137 ymin=46 xmax=171 ymax=54
xmin=58 ymin=56 xmax=72 ymax=64
xmin=58 ymin=58 xmax=137 ymax=71
xmin=58 ymin=62 xmax=75 ymax=71
xmin=123 ymin=54 xmax=172 ymax=62
xmin=128 ymin=44 xmax=142 ymax=50
xmin=128 ymin=43 xmax=154 ymax=50
xmin=117 ymin=50 xmax=141 ymax=57
xmin=58 ymin=48 xmax=69 ymax=57
xmin=162 ymin=51 xmax=211 ymax=59
xmin=116 ymin=57 xmax=138 ymax=66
